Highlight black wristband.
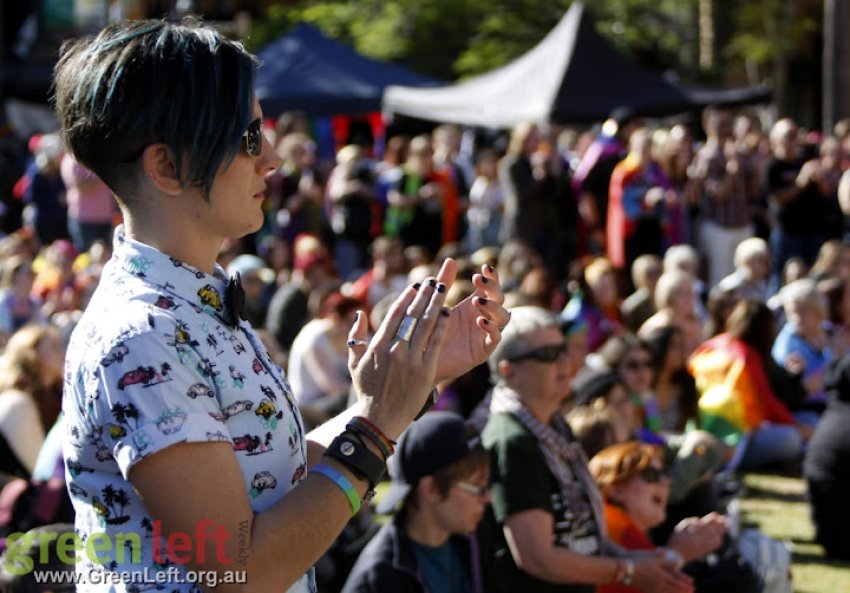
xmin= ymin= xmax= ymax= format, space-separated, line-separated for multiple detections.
xmin=324 ymin=433 xmax=387 ymax=492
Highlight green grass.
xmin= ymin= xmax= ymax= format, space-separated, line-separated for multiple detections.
xmin=739 ymin=474 xmax=850 ymax=591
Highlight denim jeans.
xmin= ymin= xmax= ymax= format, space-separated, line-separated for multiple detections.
xmin=736 ymin=423 xmax=802 ymax=471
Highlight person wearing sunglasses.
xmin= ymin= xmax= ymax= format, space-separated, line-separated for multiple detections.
xmin=54 ymin=18 xmax=510 ymax=593
xmin=589 ymin=442 xmax=727 ymax=593
xmin=592 ymin=334 xmax=724 ymax=532
xmin=342 ymin=411 xmax=492 ymax=593
xmin=481 ymin=306 xmax=692 ymax=593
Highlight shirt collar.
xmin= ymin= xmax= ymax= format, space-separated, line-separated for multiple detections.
xmin=111 ymin=225 xmax=240 ymax=328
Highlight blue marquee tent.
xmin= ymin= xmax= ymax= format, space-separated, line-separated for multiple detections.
xmin=254 ymin=23 xmax=437 ymax=118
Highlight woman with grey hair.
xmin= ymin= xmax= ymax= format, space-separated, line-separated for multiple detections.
xmin=482 ymin=306 xmax=692 ymax=593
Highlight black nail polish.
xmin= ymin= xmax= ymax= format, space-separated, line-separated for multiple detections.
xmin=437 ymin=283 xmax=446 ymax=293
xmin=347 ymin=339 xmax=356 ymax=346
xmin=482 ymin=318 xmax=490 ymax=325
xmin=427 ymin=278 xmax=437 ymax=288
xmin=354 ymin=312 xmax=360 ymax=321
xmin=441 ymin=308 xmax=450 ymax=317
xmin=413 ymin=283 xmax=421 ymax=290
xmin=478 ymin=297 xmax=488 ymax=306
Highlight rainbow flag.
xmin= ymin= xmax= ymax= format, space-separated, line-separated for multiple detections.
xmin=688 ymin=334 xmax=793 ymax=446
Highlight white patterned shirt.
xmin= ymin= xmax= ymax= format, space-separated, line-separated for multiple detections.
xmin=63 ymin=227 xmax=312 ymax=592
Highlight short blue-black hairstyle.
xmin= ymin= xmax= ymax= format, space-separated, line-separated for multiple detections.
xmin=53 ymin=18 xmax=257 ymax=202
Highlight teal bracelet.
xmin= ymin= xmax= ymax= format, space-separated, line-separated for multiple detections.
xmin=311 ymin=463 xmax=361 ymax=515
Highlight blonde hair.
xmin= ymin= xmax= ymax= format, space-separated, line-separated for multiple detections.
xmin=780 ymin=278 xmax=826 ymax=317
xmin=507 ymin=122 xmax=538 ymax=156
xmin=0 ymin=325 xmax=62 ymax=393
xmin=734 ymin=238 xmax=769 ymax=268
xmin=585 ymin=257 xmax=615 ymax=288
xmin=654 ymin=270 xmax=691 ymax=310
xmin=1 ymin=255 xmax=33 ymax=289
xmin=335 ymin=144 xmax=361 ymax=167
xmin=631 ymin=255 xmax=661 ymax=290
xmin=663 ymin=244 xmax=699 ymax=274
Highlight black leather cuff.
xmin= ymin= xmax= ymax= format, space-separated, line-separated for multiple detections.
xmin=324 ymin=433 xmax=387 ymax=492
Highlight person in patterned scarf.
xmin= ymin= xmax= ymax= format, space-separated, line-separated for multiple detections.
xmin=53 ymin=18 xmax=510 ymax=593
xmin=481 ymin=306 xmax=692 ymax=593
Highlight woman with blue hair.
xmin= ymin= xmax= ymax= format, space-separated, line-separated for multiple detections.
xmin=54 ymin=18 xmax=510 ymax=592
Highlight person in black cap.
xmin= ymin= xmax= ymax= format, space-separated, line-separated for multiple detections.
xmin=342 ymin=411 xmax=491 ymax=593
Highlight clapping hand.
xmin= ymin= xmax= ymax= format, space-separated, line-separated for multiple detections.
xmin=344 ymin=259 xmax=510 ymax=438
xmin=432 ymin=259 xmax=510 ymax=383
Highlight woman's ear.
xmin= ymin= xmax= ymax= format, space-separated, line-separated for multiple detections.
xmin=142 ymin=143 xmax=182 ymax=195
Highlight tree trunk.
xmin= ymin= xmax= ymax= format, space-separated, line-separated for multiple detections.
xmin=823 ymin=0 xmax=850 ymax=131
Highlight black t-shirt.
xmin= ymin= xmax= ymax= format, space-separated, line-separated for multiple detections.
xmin=482 ymin=412 xmax=599 ymax=593
xmin=764 ymin=157 xmax=822 ymax=235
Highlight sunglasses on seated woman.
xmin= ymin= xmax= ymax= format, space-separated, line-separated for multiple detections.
xmin=242 ymin=118 xmax=263 ymax=157
xmin=507 ymin=342 xmax=568 ymax=363
xmin=638 ymin=466 xmax=670 ymax=484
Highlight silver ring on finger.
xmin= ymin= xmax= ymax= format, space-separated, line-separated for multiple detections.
xmin=396 ymin=315 xmax=418 ymax=342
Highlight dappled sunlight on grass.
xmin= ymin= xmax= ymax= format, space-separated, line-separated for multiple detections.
xmin=740 ymin=474 xmax=850 ymax=591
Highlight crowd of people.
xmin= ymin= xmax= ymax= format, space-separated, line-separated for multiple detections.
xmin=0 ymin=15 xmax=848 ymax=593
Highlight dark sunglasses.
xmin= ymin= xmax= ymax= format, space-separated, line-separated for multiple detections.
xmin=507 ymin=342 xmax=568 ymax=363
xmin=639 ymin=466 xmax=670 ymax=484
xmin=242 ymin=118 xmax=263 ymax=157
xmin=623 ymin=359 xmax=654 ymax=371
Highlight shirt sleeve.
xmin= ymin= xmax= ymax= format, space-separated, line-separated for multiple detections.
xmin=89 ymin=319 xmax=232 ymax=479
xmin=486 ymin=416 xmax=555 ymax=522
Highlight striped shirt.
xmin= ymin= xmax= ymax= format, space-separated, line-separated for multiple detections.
xmin=691 ymin=142 xmax=750 ymax=228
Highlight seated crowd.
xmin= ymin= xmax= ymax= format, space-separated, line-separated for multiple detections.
xmin=2 ymin=105 xmax=850 ymax=592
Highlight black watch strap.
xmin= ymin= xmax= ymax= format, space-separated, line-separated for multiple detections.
xmin=415 ymin=388 xmax=441 ymax=420
xmin=324 ymin=433 xmax=386 ymax=490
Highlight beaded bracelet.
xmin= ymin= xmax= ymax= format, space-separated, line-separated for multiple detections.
xmin=311 ymin=463 xmax=361 ymax=516
xmin=347 ymin=417 xmax=395 ymax=459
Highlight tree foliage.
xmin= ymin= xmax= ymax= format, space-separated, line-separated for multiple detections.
xmin=247 ymin=0 xmax=486 ymax=80
xmin=725 ymin=0 xmax=820 ymax=78
xmin=247 ymin=0 xmax=817 ymax=94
